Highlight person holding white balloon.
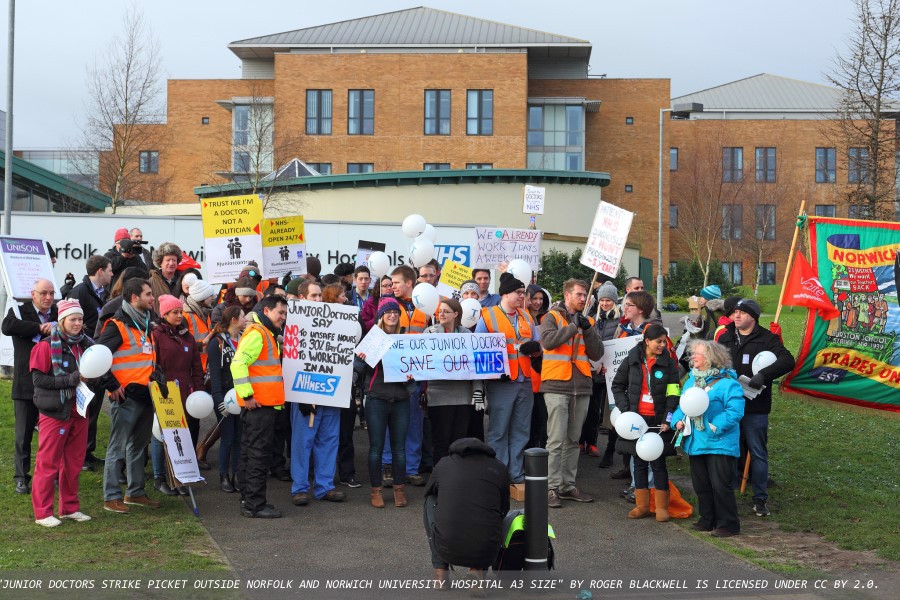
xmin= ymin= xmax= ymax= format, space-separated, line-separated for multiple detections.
xmin=29 ymin=299 xmax=97 ymax=527
xmin=611 ymin=323 xmax=681 ymax=521
xmin=207 ymin=305 xmax=247 ymax=493
xmin=672 ymin=340 xmax=745 ymax=537
xmin=150 ymin=295 xmax=205 ymax=496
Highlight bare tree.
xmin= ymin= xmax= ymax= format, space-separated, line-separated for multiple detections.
xmin=72 ymin=7 xmax=168 ymax=213
xmin=742 ymin=177 xmax=797 ymax=297
xmin=826 ymin=0 xmax=900 ymax=220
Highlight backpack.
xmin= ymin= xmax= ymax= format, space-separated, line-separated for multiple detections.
xmin=492 ymin=509 xmax=556 ymax=572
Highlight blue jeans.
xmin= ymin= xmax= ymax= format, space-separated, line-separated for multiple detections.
xmin=367 ymin=394 xmax=409 ymax=486
xmin=738 ymin=413 xmax=769 ymax=502
xmin=218 ymin=414 xmax=242 ymax=477
xmin=289 ymin=404 xmax=340 ymax=498
xmin=103 ymin=397 xmax=154 ymax=501
xmin=485 ymin=379 xmax=533 ymax=483
xmin=382 ymin=386 xmax=424 ymax=474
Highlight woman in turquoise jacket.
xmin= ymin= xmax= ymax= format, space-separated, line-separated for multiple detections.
xmin=672 ymin=339 xmax=744 ymax=538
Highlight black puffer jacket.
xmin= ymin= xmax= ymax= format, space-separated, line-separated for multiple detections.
xmin=31 ymin=338 xmax=91 ymax=421
xmin=716 ymin=322 xmax=795 ymax=414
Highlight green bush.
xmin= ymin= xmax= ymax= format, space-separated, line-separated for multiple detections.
xmin=663 ymin=296 xmax=690 ymax=311
xmin=539 ymin=248 xmax=628 ymax=300
xmin=664 ymin=259 xmax=737 ymax=297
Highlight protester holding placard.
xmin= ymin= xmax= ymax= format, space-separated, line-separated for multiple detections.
xmin=207 ymin=306 xmax=246 ymax=493
xmin=28 ymin=299 xmax=95 ymax=527
xmin=474 ymin=273 xmax=541 ymax=484
xmin=356 ymin=297 xmax=412 ymax=508
xmin=611 ymin=323 xmax=680 ymax=521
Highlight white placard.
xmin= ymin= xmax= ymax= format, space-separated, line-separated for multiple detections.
xmin=523 ymin=185 xmax=545 ymax=215
xmin=282 ymin=300 xmax=359 ymax=408
xmin=381 ymin=333 xmax=509 ymax=382
xmin=355 ymin=326 xmax=393 ymax=368
xmin=0 ymin=236 xmax=60 ymax=300
xmin=75 ymin=382 xmax=95 ymax=418
xmin=473 ymin=227 xmax=542 ymax=271
xmin=596 ymin=335 xmax=643 ymax=401
xmin=580 ymin=201 xmax=634 ymax=277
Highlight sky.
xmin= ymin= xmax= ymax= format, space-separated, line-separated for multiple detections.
xmin=1 ymin=0 xmax=856 ymax=148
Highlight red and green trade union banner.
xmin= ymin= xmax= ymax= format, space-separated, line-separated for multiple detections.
xmin=783 ymin=216 xmax=900 ymax=413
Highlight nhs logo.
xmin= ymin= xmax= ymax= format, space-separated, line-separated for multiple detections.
xmin=435 ymin=245 xmax=470 ymax=266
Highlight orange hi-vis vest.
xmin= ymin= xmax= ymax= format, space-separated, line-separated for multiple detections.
xmin=481 ymin=306 xmax=534 ymax=380
xmin=184 ymin=312 xmax=211 ymax=372
xmin=541 ymin=310 xmax=593 ymax=381
xmin=398 ymin=298 xmax=429 ymax=334
xmin=234 ymin=322 xmax=284 ymax=407
xmin=106 ymin=319 xmax=155 ymax=389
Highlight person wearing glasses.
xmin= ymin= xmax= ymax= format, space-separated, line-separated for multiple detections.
xmin=360 ymin=275 xmax=394 ymax=333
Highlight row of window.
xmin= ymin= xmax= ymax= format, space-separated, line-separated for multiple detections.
xmin=307 ymin=163 xmax=495 ymax=174
xmin=668 ymin=204 xmax=776 ymax=240
xmin=306 ymin=89 xmax=494 ymax=136
xmin=669 ymin=146 xmax=872 ymax=184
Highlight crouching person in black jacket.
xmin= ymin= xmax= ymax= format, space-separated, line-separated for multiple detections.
xmin=424 ymin=437 xmax=510 ymax=587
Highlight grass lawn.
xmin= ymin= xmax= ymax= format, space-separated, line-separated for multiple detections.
xmin=0 ymin=383 xmax=229 ymax=570
xmin=671 ymin=303 xmax=900 ymax=567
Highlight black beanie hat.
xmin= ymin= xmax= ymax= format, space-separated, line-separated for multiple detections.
xmin=733 ymin=298 xmax=761 ymax=322
xmin=499 ymin=272 xmax=525 ymax=296
xmin=723 ymin=296 xmax=741 ymax=316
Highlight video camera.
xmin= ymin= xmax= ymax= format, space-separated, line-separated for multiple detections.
xmin=119 ymin=239 xmax=149 ymax=254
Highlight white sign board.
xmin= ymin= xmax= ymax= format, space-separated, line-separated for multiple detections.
xmin=381 ymin=333 xmax=509 ymax=382
xmin=473 ymin=227 xmax=542 ymax=271
xmin=580 ymin=201 xmax=634 ymax=277
xmin=282 ymin=300 xmax=359 ymax=408
xmin=523 ymin=185 xmax=545 ymax=215
xmin=0 ymin=236 xmax=60 ymax=300
xmin=355 ymin=325 xmax=394 ymax=368
xmin=596 ymin=335 xmax=643 ymax=401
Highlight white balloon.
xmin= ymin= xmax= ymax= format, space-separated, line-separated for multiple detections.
xmin=366 ymin=251 xmax=391 ymax=279
xmin=79 ymin=345 xmax=113 ymax=379
xmin=152 ymin=415 xmax=163 ymax=442
xmin=186 ymin=390 xmax=214 ymax=419
xmin=351 ymin=318 xmax=363 ymax=344
xmin=614 ymin=411 xmax=648 ymax=440
xmin=636 ymin=432 xmax=665 ymax=461
xmin=460 ymin=298 xmax=482 ymax=328
xmin=506 ymin=259 xmax=533 ymax=287
xmin=409 ymin=237 xmax=435 ymax=267
xmin=421 ymin=223 xmax=437 ymax=242
xmin=402 ymin=214 xmax=427 ymax=238
xmin=680 ymin=386 xmax=710 ymax=417
xmin=609 ymin=406 xmax=621 ymax=427
xmin=412 ymin=283 xmax=440 ymax=316
xmin=752 ymin=351 xmax=777 ymax=375
xmin=224 ymin=389 xmax=241 ymax=415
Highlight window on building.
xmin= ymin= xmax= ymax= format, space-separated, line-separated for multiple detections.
xmin=848 ymin=204 xmax=873 ymax=219
xmin=424 ymin=90 xmax=451 ymax=135
xmin=815 ymin=204 xmax=836 ymax=217
xmin=815 ymin=147 xmax=836 ymax=183
xmin=755 ymin=147 xmax=776 ymax=182
xmin=624 ymin=185 xmax=633 ymax=193
xmin=201 ymin=117 xmax=209 ymax=125
xmin=139 ymin=151 xmax=158 ymax=174
xmin=625 ymin=117 xmax=634 ymax=125
xmin=755 ymin=204 xmax=776 ymax=240
xmin=347 ymin=163 xmax=374 ymax=174
xmin=348 ymin=90 xmax=374 ymax=135
xmin=722 ymin=147 xmax=743 ymax=182
xmin=423 ymin=163 xmax=451 ymax=170
xmin=526 ymin=104 xmax=584 ymax=170
xmin=669 ymin=262 xmax=678 ymax=274
xmin=721 ymin=204 xmax=743 ymax=240
xmin=306 ymin=90 xmax=332 ymax=135
xmin=848 ymin=147 xmax=870 ymax=183
xmin=670 ymin=147 xmax=678 ymax=171
xmin=466 ymin=90 xmax=493 ymax=135
xmin=307 ymin=163 xmax=332 ymax=175
xmin=759 ymin=262 xmax=776 ymax=285
xmin=232 ymin=103 xmax=274 ymax=173
xmin=670 ymin=204 xmax=678 ymax=228
xmin=722 ymin=262 xmax=743 ymax=285
xmin=466 ymin=163 xmax=493 ymax=170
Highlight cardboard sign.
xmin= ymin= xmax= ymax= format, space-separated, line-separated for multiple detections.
xmin=595 ymin=335 xmax=643 ymax=401
xmin=580 ymin=201 xmax=634 ymax=277
xmin=200 ymin=194 xmax=264 ymax=283
xmin=355 ymin=325 xmax=394 ymax=368
xmin=0 ymin=236 xmax=60 ymax=300
xmin=381 ymin=333 xmax=509 ymax=382
xmin=523 ymin=185 xmax=545 ymax=215
xmin=261 ymin=215 xmax=306 ymax=277
xmin=150 ymin=381 xmax=203 ymax=485
xmin=436 ymin=259 xmax=473 ymax=299
xmin=473 ymin=227 xmax=542 ymax=271
xmin=282 ymin=300 xmax=359 ymax=408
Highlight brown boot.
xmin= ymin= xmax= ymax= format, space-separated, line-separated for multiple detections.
xmin=195 ymin=426 xmax=221 ymax=462
xmin=628 ymin=489 xmax=651 ymax=519
xmin=370 ymin=487 xmax=384 ymax=508
xmin=654 ymin=489 xmax=670 ymax=522
xmin=393 ymin=484 xmax=407 ymax=507
xmin=433 ymin=568 xmax=449 ymax=587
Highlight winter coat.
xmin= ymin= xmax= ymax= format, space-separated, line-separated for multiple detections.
xmin=30 ymin=337 xmax=90 ymax=421
xmin=104 ymin=247 xmax=148 ymax=287
xmin=153 ymin=320 xmax=204 ymax=405
xmin=595 ymin=306 xmax=621 ymax=342
xmin=355 ymin=331 xmax=410 ymax=402
xmin=423 ymin=324 xmax=474 ymax=406
xmin=424 ymin=437 xmax=510 ymax=569
xmin=95 ymin=304 xmax=156 ymax=403
xmin=66 ymin=276 xmax=108 ymax=336
xmin=2 ymin=303 xmax=59 ymax=401
xmin=716 ymin=322 xmax=795 ymax=414
xmin=148 ymin=270 xmax=182 ymax=313
xmin=539 ymin=302 xmax=603 ymax=396
xmin=672 ymin=372 xmax=745 ymax=457
xmin=207 ymin=332 xmax=236 ymax=406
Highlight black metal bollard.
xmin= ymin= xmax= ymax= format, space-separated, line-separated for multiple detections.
xmin=523 ymin=447 xmax=549 ymax=571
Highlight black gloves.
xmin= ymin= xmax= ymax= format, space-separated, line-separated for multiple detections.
xmin=573 ymin=313 xmax=591 ymax=330
xmin=499 ymin=374 xmax=512 ymax=382
xmin=749 ymin=373 xmax=766 ymax=390
xmin=519 ymin=341 xmax=541 ymax=356
xmin=65 ymin=372 xmax=81 ymax=387
xmin=150 ymin=366 xmax=168 ymax=398
xmin=281 ymin=272 xmax=292 ymax=286
xmin=298 ymin=403 xmax=316 ymax=417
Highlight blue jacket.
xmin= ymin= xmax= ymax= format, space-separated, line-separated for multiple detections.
xmin=672 ymin=371 xmax=745 ymax=458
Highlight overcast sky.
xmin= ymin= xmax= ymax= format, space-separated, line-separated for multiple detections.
xmin=2 ymin=0 xmax=855 ymax=148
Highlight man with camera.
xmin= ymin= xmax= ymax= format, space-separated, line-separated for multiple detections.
xmin=130 ymin=228 xmax=154 ymax=271
xmin=104 ymin=228 xmax=148 ymax=286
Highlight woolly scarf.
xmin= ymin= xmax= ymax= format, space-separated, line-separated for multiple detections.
xmin=688 ymin=367 xmax=724 ymax=432
xmin=121 ymin=299 xmax=151 ymax=333
xmin=184 ymin=296 xmax=212 ymax=320
xmin=50 ymin=323 xmax=90 ymax=403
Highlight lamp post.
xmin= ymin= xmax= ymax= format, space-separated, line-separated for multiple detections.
xmin=657 ymin=102 xmax=703 ymax=312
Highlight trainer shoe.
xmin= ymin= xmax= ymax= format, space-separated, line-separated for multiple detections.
xmin=559 ymin=487 xmax=594 ymax=503
xmin=548 ymin=489 xmax=562 ymax=509
xmin=753 ymin=501 xmax=770 ymax=517
xmin=124 ymin=495 xmax=161 ymax=508
xmin=407 ymin=474 xmax=427 ymax=486
xmin=339 ymin=477 xmax=362 ymax=488
xmin=587 ymin=445 xmax=601 ymax=457
xmin=36 ymin=516 xmax=62 ymax=528
xmin=103 ymin=499 xmax=129 ymax=514
xmin=60 ymin=512 xmax=91 ymax=522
